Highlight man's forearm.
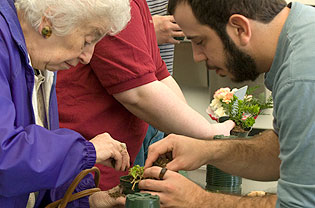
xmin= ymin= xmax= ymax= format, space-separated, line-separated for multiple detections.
xmin=198 ymin=191 xmax=277 ymax=208
xmin=207 ymin=130 xmax=281 ymax=181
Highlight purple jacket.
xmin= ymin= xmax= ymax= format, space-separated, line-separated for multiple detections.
xmin=0 ymin=0 xmax=96 ymax=207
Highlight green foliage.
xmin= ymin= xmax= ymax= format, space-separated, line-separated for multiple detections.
xmin=222 ymin=87 xmax=273 ymax=130
xmin=128 ymin=165 xmax=144 ymax=190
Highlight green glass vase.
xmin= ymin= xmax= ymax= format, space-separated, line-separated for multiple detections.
xmin=206 ymin=130 xmax=250 ymax=195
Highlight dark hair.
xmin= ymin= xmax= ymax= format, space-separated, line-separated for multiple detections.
xmin=168 ymin=0 xmax=287 ymax=24
xmin=168 ymin=0 xmax=287 ymax=49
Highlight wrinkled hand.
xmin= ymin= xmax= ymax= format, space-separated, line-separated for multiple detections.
xmin=139 ymin=166 xmax=208 ymax=208
xmin=152 ymin=15 xmax=185 ymax=45
xmin=144 ymin=134 xmax=210 ymax=171
xmin=89 ymin=186 xmax=125 ymax=208
xmin=90 ymin=133 xmax=130 ymax=171
xmin=211 ymin=120 xmax=235 ymax=137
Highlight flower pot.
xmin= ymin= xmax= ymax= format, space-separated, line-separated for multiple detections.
xmin=126 ymin=193 xmax=160 ymax=208
xmin=230 ymin=128 xmax=251 ymax=137
xmin=206 ymin=165 xmax=242 ymax=195
xmin=219 ymin=116 xmax=252 ymax=137
xmin=120 ymin=175 xmax=140 ymax=195
xmin=206 ymin=132 xmax=250 ymax=195
xmin=218 ymin=116 xmax=230 ymax=123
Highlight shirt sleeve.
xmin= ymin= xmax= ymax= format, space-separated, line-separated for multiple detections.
xmin=0 ymin=123 xmax=96 ymax=197
xmin=89 ymin=0 xmax=170 ymax=95
xmin=274 ymin=81 xmax=315 ymax=207
xmin=0 ymin=33 xmax=96 ymax=197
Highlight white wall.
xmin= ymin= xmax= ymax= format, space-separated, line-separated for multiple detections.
xmin=288 ymin=0 xmax=315 ymax=4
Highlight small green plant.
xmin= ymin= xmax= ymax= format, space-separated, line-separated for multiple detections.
xmin=128 ymin=165 xmax=144 ymax=190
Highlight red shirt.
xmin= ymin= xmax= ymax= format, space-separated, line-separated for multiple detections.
xmin=56 ymin=0 xmax=169 ymax=190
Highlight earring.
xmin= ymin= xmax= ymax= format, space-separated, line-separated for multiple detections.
xmin=41 ymin=26 xmax=52 ymax=39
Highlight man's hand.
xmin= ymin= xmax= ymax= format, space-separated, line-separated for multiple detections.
xmin=140 ymin=167 xmax=277 ymax=208
xmin=152 ymin=15 xmax=185 ymax=44
xmin=144 ymin=134 xmax=210 ymax=171
xmin=139 ymin=166 xmax=208 ymax=208
xmin=90 ymin=133 xmax=130 ymax=171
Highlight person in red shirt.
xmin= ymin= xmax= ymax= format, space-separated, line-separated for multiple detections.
xmin=56 ymin=0 xmax=233 ymax=195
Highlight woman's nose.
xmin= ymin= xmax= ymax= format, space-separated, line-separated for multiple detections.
xmin=79 ymin=44 xmax=95 ymax=64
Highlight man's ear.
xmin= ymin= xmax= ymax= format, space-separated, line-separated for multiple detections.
xmin=226 ymin=14 xmax=251 ymax=46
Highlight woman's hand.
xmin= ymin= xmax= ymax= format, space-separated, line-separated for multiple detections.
xmin=89 ymin=185 xmax=125 ymax=208
xmin=152 ymin=15 xmax=185 ymax=45
xmin=90 ymin=133 xmax=130 ymax=171
xmin=211 ymin=120 xmax=235 ymax=137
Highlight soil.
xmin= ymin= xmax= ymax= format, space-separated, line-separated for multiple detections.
xmin=232 ymin=125 xmax=247 ymax=133
xmin=108 ymin=185 xmax=125 ymax=199
xmin=108 ymin=191 xmax=125 ymax=198
xmin=153 ymin=152 xmax=173 ymax=168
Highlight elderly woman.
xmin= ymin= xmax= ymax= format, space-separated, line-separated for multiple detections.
xmin=0 ymin=0 xmax=130 ymax=207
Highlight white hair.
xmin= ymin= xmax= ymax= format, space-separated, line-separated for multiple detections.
xmin=15 ymin=0 xmax=131 ymax=36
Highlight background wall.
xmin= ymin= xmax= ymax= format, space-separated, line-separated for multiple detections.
xmin=292 ymin=0 xmax=315 ymax=4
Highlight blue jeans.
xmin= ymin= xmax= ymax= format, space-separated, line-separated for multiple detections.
xmin=134 ymin=125 xmax=165 ymax=166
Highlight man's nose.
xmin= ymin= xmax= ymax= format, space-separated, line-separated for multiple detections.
xmin=192 ymin=45 xmax=206 ymax=63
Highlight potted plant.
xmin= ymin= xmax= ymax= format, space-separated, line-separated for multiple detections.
xmin=207 ymin=86 xmax=272 ymax=136
xmin=120 ymin=165 xmax=144 ymax=195
xmin=120 ymin=153 xmax=173 ymax=195
xmin=205 ymin=86 xmax=272 ymax=194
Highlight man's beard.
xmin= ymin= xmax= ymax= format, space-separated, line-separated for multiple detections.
xmin=223 ymin=36 xmax=260 ymax=83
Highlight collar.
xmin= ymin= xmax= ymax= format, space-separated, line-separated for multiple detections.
xmin=0 ymin=0 xmax=31 ymax=68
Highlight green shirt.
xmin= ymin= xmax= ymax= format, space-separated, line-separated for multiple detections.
xmin=265 ymin=2 xmax=315 ymax=207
